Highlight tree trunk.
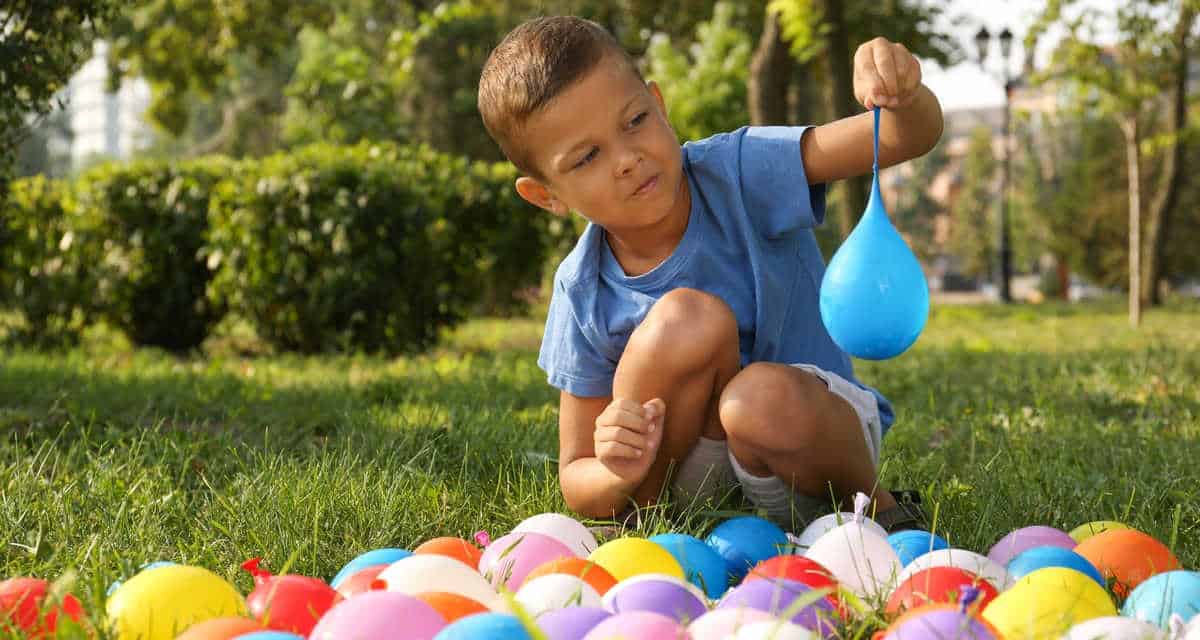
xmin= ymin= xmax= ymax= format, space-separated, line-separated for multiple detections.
xmin=1142 ymin=4 xmax=1194 ymax=306
xmin=1056 ymin=256 xmax=1070 ymax=301
xmin=1121 ymin=115 xmax=1142 ymax=328
xmin=748 ymin=7 xmax=793 ymax=125
xmin=820 ymin=0 xmax=868 ymax=238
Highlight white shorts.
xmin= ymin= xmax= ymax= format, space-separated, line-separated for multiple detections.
xmin=669 ymin=363 xmax=884 ymax=527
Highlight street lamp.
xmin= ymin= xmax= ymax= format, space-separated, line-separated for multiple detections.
xmin=974 ymin=26 xmax=1016 ymax=304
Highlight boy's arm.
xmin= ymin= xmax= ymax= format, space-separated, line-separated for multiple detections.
xmin=801 ymin=36 xmax=944 ymax=185
xmin=801 ymin=85 xmax=943 ymax=185
xmin=558 ymin=391 xmax=664 ymax=518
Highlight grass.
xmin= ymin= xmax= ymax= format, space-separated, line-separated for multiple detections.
xmin=1 ymin=297 xmax=1198 ymax=636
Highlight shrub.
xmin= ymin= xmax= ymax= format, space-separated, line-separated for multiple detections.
xmin=73 ymin=158 xmax=233 ymax=351
xmin=207 ymin=142 xmax=548 ymax=354
xmin=0 ymin=175 xmax=97 ymax=344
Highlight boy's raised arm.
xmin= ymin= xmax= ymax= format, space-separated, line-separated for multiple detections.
xmin=800 ymin=37 xmax=944 ymax=185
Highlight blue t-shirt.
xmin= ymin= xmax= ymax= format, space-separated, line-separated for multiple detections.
xmin=537 ymin=125 xmax=895 ymax=433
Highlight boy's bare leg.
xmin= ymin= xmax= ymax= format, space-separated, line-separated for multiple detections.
xmin=613 ymin=288 xmax=742 ymax=508
xmin=718 ymin=362 xmax=897 ymax=512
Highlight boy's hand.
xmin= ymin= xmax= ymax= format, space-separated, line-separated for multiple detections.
xmin=594 ymin=398 xmax=665 ymax=485
xmin=853 ymin=37 xmax=923 ymax=110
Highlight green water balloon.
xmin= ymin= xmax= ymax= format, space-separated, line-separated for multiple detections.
xmin=819 ymin=107 xmax=929 ymax=360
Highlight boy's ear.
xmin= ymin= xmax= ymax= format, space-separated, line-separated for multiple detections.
xmin=515 ymin=176 xmax=569 ymax=217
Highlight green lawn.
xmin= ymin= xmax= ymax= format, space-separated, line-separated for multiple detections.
xmin=1 ymin=298 xmax=1197 ymax=634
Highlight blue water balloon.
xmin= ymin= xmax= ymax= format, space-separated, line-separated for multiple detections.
xmin=329 ymin=547 xmax=411 ymax=588
xmin=704 ymin=516 xmax=789 ymax=583
xmin=433 ymin=612 xmax=533 ymax=640
xmin=650 ymin=532 xmax=731 ymax=599
xmin=820 ymin=107 xmax=929 ymax=360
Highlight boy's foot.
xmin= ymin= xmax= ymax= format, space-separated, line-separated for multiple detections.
xmin=875 ymin=490 xmax=928 ymax=533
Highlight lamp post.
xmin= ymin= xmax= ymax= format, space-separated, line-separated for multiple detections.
xmin=974 ymin=26 xmax=1015 ymax=304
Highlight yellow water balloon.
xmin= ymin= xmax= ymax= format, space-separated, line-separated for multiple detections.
xmin=106 ymin=565 xmax=246 ymax=640
xmin=587 ymin=537 xmax=684 ymax=582
xmin=982 ymin=566 xmax=1116 ymax=639
xmin=1068 ymin=521 xmax=1130 ymax=543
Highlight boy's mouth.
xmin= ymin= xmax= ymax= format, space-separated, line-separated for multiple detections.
xmin=632 ymin=174 xmax=659 ymax=198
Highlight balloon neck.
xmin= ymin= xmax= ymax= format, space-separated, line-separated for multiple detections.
xmin=473 ymin=530 xmax=492 ymax=548
xmin=958 ymin=586 xmax=982 ymax=612
xmin=863 ymin=175 xmax=887 ymax=221
xmin=852 ymin=492 xmax=870 ymax=524
xmin=241 ymin=557 xmax=273 ymax=585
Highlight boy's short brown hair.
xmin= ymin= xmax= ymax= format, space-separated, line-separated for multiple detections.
xmin=478 ymin=16 xmax=643 ymax=179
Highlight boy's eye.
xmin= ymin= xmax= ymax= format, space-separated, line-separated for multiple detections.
xmin=630 ymin=112 xmax=647 ymax=126
xmin=574 ymin=147 xmax=598 ymax=169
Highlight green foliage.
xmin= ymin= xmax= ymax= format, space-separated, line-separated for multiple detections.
xmin=1013 ymin=110 xmax=1128 ymax=288
xmin=106 ymin=0 xmax=335 ymax=138
xmin=206 ymin=142 xmax=550 ymax=354
xmin=0 ymin=176 xmax=97 ymax=345
xmin=0 ymin=0 xmax=115 ymax=193
xmin=769 ymin=0 xmax=961 ymax=66
xmin=73 ymin=158 xmax=233 ymax=352
xmin=950 ymin=127 xmax=998 ymax=279
xmin=645 ymin=2 xmax=752 ymax=142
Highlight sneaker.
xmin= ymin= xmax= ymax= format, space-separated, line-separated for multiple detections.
xmin=875 ymin=490 xmax=928 ymax=533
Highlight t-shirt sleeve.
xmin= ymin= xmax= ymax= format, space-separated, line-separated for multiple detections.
xmin=738 ymin=126 xmax=828 ymax=235
xmin=537 ymin=280 xmax=615 ymax=398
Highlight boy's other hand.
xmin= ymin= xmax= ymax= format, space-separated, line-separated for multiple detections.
xmin=594 ymin=398 xmax=665 ymax=484
xmin=853 ymin=37 xmax=923 ymax=110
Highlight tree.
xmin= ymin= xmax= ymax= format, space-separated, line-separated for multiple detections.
xmin=104 ymin=0 xmax=336 ymax=156
xmin=644 ymin=2 xmax=752 ymax=142
xmin=0 ymin=0 xmax=115 ymax=193
xmin=949 ymin=126 xmax=998 ymax=280
xmin=1034 ymin=0 xmax=1197 ymax=325
xmin=760 ymin=0 xmax=961 ymax=238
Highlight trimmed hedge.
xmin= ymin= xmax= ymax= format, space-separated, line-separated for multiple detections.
xmin=0 ymin=175 xmax=97 ymax=344
xmin=3 ymin=143 xmax=554 ymax=354
xmin=207 ymin=142 xmax=550 ymax=353
xmin=75 ymin=158 xmax=233 ymax=352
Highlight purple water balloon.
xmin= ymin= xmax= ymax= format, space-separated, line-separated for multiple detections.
xmin=717 ymin=578 xmax=837 ymax=634
xmin=986 ymin=526 xmax=1076 ymax=567
xmin=882 ymin=609 xmax=999 ymax=640
xmin=602 ymin=575 xmax=708 ymax=624
xmin=537 ymin=607 xmax=613 ymax=640
xmin=582 ymin=611 xmax=689 ymax=639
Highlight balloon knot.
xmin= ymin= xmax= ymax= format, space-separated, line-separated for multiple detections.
xmin=958 ymin=586 xmax=982 ymax=612
xmin=474 ymin=530 xmax=491 ymax=547
xmin=852 ymin=492 xmax=871 ymax=523
xmin=240 ymin=557 xmax=273 ymax=584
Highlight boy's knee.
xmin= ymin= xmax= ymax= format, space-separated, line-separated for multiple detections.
xmin=719 ymin=363 xmax=822 ymax=451
xmin=626 ymin=288 xmax=737 ymax=367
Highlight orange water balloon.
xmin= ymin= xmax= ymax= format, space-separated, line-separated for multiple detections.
xmin=1073 ymin=529 xmax=1180 ymax=596
xmin=175 ymin=617 xmax=263 ymax=640
xmin=413 ymin=591 xmax=489 ymax=623
xmin=413 ymin=537 xmax=485 ymax=570
xmin=524 ymin=557 xmax=618 ymax=596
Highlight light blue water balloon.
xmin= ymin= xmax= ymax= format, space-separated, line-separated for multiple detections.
xmin=820 ymin=107 xmax=929 ymax=360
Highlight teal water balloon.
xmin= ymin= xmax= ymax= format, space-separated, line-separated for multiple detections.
xmin=820 ymin=107 xmax=929 ymax=360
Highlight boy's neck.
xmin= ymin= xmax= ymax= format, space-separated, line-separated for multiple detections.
xmin=604 ymin=182 xmax=692 ymax=277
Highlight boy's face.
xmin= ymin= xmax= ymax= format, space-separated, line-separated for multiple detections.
xmin=514 ymin=55 xmax=687 ymax=235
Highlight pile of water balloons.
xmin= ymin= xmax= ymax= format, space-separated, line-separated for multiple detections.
xmin=3 ymin=493 xmax=1198 ymax=639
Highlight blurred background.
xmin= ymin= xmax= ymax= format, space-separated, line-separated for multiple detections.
xmin=3 ymin=0 xmax=1198 ymax=356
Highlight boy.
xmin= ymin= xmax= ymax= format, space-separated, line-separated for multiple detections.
xmin=477 ymin=16 xmax=942 ymax=531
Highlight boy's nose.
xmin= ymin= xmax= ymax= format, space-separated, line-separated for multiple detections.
xmin=614 ymin=147 xmax=642 ymax=177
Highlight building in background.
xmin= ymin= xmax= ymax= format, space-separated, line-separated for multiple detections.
xmin=18 ymin=40 xmax=152 ymax=177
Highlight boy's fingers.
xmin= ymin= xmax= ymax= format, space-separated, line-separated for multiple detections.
xmin=606 ymin=407 xmax=650 ymax=432
xmin=595 ymin=425 xmax=649 ymax=449
xmin=873 ymin=42 xmax=899 ymax=96
xmin=596 ymin=441 xmax=644 ymax=459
